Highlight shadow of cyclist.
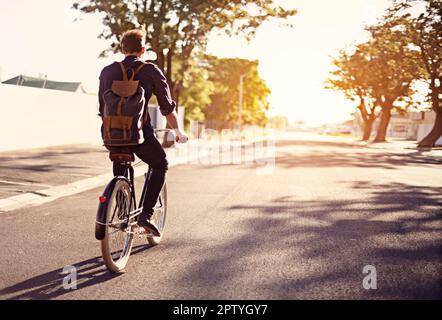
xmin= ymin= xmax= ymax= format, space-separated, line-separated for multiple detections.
xmin=0 ymin=244 xmax=151 ymax=300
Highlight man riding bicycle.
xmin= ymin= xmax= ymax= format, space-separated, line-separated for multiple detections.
xmin=98 ymin=29 xmax=188 ymax=237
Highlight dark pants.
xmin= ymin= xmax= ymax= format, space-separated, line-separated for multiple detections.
xmin=112 ymin=136 xmax=168 ymax=216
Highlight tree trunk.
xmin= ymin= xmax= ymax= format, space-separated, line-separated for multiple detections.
xmin=362 ymin=117 xmax=375 ymax=141
xmin=166 ymin=48 xmax=173 ymax=88
xmin=162 ymin=81 xmax=175 ymax=148
xmin=418 ymin=108 xmax=442 ymax=148
xmin=162 ymin=53 xmax=183 ymax=148
xmin=373 ymin=107 xmax=392 ymax=142
xmin=356 ymin=96 xmax=376 ymax=141
xmin=418 ymin=83 xmax=441 ymax=148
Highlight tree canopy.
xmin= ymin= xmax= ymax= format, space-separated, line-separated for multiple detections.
xmin=326 ymin=45 xmax=380 ymax=140
xmin=204 ymin=56 xmax=271 ymax=129
xmin=326 ymin=12 xmax=423 ymax=141
xmin=74 ymin=0 xmax=296 ymax=131
xmin=73 ymin=0 xmax=296 ymax=98
xmin=388 ymin=0 xmax=442 ymax=146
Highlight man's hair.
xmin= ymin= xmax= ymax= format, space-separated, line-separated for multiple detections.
xmin=120 ymin=29 xmax=146 ymax=54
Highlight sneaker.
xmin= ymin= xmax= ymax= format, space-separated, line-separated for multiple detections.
xmin=137 ymin=215 xmax=161 ymax=237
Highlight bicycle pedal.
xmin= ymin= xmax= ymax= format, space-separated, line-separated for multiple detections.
xmin=136 ymin=227 xmax=155 ymax=237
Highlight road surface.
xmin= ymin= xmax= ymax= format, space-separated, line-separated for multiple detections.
xmin=0 ymin=133 xmax=441 ymax=299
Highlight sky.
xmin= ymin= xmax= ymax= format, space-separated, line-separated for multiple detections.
xmin=0 ymin=0 xmax=395 ymax=126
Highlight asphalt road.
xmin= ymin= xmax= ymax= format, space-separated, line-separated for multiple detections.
xmin=0 ymin=133 xmax=441 ymax=299
xmin=0 ymin=144 xmax=110 ymax=199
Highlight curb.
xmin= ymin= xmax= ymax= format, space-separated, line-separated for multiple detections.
xmin=0 ymin=146 xmax=209 ymax=213
xmin=0 ymin=137 xmax=268 ymax=213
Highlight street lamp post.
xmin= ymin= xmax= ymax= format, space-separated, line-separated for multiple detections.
xmin=42 ymin=75 xmax=48 ymax=89
xmin=238 ymin=73 xmax=246 ymax=132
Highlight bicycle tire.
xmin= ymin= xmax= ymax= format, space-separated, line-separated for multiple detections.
xmin=147 ymin=183 xmax=167 ymax=246
xmin=101 ymin=178 xmax=135 ymax=273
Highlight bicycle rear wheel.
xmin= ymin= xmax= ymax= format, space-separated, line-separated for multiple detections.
xmin=147 ymin=183 xmax=167 ymax=246
xmin=101 ymin=179 xmax=134 ymax=273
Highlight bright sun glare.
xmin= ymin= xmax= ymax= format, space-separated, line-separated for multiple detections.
xmin=0 ymin=0 xmax=396 ymax=126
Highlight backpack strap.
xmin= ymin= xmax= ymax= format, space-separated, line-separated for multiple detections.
xmin=135 ymin=61 xmax=149 ymax=125
xmin=134 ymin=62 xmax=147 ymax=76
xmin=118 ymin=62 xmax=128 ymax=81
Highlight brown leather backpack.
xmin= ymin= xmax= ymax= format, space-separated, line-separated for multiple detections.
xmin=101 ymin=62 xmax=148 ymax=147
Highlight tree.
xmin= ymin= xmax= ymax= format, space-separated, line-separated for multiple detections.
xmin=73 ymin=0 xmax=296 ymax=103
xmin=365 ymin=17 xmax=422 ymax=142
xmin=415 ymin=1 xmax=442 ymax=147
xmin=268 ymin=115 xmax=289 ymax=130
xmin=204 ymin=56 xmax=270 ymax=130
xmin=327 ymin=17 xmax=422 ymax=142
xmin=179 ymin=58 xmax=214 ymax=125
xmin=326 ymin=45 xmax=380 ymax=141
xmin=390 ymin=0 xmax=442 ymax=147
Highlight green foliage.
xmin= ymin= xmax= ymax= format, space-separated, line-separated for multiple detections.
xmin=326 ymin=7 xmax=426 ymax=141
xmin=364 ymin=16 xmax=423 ymax=111
xmin=388 ymin=0 xmax=442 ymax=146
xmin=73 ymin=0 xmax=296 ymax=131
xmin=179 ymin=58 xmax=214 ymax=124
xmin=327 ymin=17 xmax=424 ymax=109
xmin=203 ymin=56 xmax=271 ymax=129
xmin=326 ymin=46 xmax=380 ymax=139
xmin=166 ymin=55 xmax=271 ymax=128
xmin=73 ymin=0 xmax=296 ymax=79
xmin=326 ymin=46 xmax=373 ymax=102
xmin=389 ymin=0 xmax=441 ymax=111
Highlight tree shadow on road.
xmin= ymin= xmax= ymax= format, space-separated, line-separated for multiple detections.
xmin=276 ymin=140 xmax=441 ymax=169
xmin=188 ymin=139 xmax=441 ymax=171
xmin=0 ymin=146 xmax=108 ymax=162
xmin=0 ymin=145 xmax=109 ymax=174
xmin=176 ymin=181 xmax=441 ymax=299
xmin=0 ymin=244 xmax=151 ymax=300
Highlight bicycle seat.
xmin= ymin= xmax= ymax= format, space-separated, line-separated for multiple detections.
xmin=109 ymin=152 xmax=135 ymax=163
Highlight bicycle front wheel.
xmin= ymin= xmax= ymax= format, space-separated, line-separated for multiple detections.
xmin=101 ymin=179 xmax=134 ymax=273
xmin=147 ymin=183 xmax=167 ymax=246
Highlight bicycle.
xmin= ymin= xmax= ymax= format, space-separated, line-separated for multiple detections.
xmin=95 ymin=129 xmax=171 ymax=273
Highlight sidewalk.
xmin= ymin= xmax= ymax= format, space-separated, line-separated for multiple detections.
xmin=0 ymin=135 xmax=270 ymax=212
xmin=0 ymin=144 xmax=109 ymax=199
xmin=0 ymin=140 xmax=202 ymax=212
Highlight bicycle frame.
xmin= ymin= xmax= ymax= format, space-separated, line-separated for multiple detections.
xmin=95 ymin=163 xmax=152 ymax=240
xmin=95 ymin=128 xmax=169 ymax=240
xmin=123 ymin=165 xmax=153 ymax=230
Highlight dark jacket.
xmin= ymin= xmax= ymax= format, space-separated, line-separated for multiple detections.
xmin=98 ymin=55 xmax=176 ymax=137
